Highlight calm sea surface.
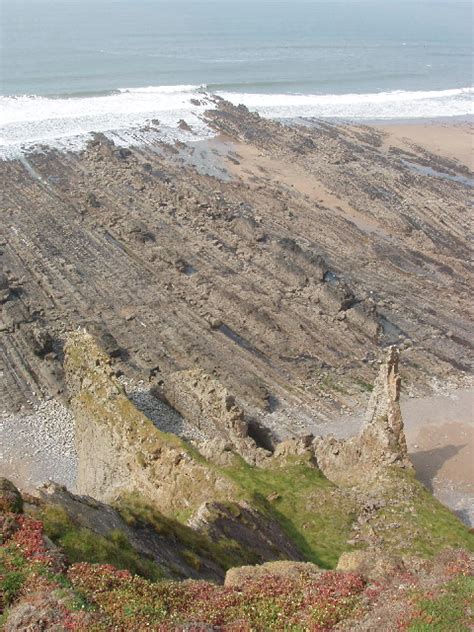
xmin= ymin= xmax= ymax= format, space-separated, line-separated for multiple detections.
xmin=0 ymin=0 xmax=472 ymax=156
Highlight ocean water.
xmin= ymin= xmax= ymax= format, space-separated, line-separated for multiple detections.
xmin=0 ymin=0 xmax=472 ymax=157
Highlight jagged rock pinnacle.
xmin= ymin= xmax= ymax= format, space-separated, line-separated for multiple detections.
xmin=313 ymin=346 xmax=412 ymax=486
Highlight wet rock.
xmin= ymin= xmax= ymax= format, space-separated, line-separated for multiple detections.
xmin=0 ymin=271 xmax=10 ymax=303
xmin=114 ymin=147 xmax=132 ymax=160
xmin=29 ymin=325 xmax=54 ymax=358
xmin=85 ymin=192 xmax=100 ymax=208
xmin=178 ymin=119 xmax=193 ymax=132
xmin=85 ymin=323 xmax=122 ymax=358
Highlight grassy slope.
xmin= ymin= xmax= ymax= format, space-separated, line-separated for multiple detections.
xmin=365 ymin=469 xmax=474 ymax=557
xmin=407 ymin=575 xmax=474 ymax=631
xmin=65 ymin=334 xmax=473 ymax=570
xmin=223 ymin=456 xmax=357 ymax=568
xmin=40 ymin=504 xmax=163 ymax=580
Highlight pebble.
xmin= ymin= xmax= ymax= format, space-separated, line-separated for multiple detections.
xmin=0 ymin=400 xmax=77 ymax=490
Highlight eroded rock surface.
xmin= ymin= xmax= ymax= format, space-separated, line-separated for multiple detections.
xmin=188 ymin=500 xmax=303 ymax=563
xmin=160 ymin=369 xmax=270 ymax=464
xmin=1 ymin=101 xmax=471 ymax=434
xmin=313 ymin=346 xmax=412 ymax=486
xmin=64 ymin=330 xmax=238 ymax=514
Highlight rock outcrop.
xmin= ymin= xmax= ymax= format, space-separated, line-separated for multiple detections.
xmin=188 ymin=500 xmax=303 ymax=564
xmin=2 ymin=100 xmax=471 ymax=427
xmin=162 ymin=369 xmax=248 ymax=439
xmin=160 ymin=369 xmax=270 ymax=464
xmin=38 ymin=482 xmax=226 ymax=581
xmin=0 ymin=478 xmax=23 ymax=513
xmin=225 ymin=560 xmax=322 ymax=586
xmin=64 ymin=330 xmax=238 ymax=515
xmin=313 ymin=346 xmax=412 ymax=486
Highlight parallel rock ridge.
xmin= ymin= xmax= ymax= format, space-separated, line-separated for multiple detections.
xmin=1 ymin=101 xmax=471 ymax=429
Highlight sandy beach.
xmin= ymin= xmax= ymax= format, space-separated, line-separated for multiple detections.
xmin=373 ymin=119 xmax=473 ymax=169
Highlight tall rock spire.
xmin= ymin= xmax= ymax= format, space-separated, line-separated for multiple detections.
xmin=313 ymin=346 xmax=412 ymax=486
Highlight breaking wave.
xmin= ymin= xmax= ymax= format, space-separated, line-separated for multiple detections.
xmin=0 ymin=85 xmax=213 ymax=159
xmin=217 ymin=86 xmax=474 ymax=120
xmin=0 ymin=85 xmax=472 ymax=159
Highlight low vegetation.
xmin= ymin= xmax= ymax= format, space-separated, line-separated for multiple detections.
xmin=116 ymin=493 xmax=260 ymax=571
xmin=39 ymin=504 xmax=162 ymax=580
xmin=1 ymin=509 xmax=472 ymax=631
xmin=223 ymin=456 xmax=357 ymax=568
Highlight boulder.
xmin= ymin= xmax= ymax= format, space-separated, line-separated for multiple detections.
xmin=225 ymin=560 xmax=322 ymax=587
xmin=0 ymin=479 xmax=23 ymax=513
xmin=337 ymin=549 xmax=404 ymax=580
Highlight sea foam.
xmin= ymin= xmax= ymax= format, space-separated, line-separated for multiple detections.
xmin=0 ymin=85 xmax=214 ymax=159
xmin=0 ymin=86 xmax=472 ymax=159
xmin=217 ymin=87 xmax=474 ymax=121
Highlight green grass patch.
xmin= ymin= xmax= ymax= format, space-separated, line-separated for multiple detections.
xmin=372 ymin=469 xmax=474 ymax=557
xmin=0 ymin=568 xmax=25 ymax=606
xmin=116 ymin=493 xmax=260 ymax=572
xmin=354 ymin=378 xmax=373 ymax=392
xmin=408 ymin=575 xmax=474 ymax=631
xmin=223 ymin=456 xmax=357 ymax=568
xmin=40 ymin=505 xmax=162 ymax=581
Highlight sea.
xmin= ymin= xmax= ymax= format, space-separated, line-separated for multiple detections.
xmin=0 ymin=0 xmax=472 ymax=158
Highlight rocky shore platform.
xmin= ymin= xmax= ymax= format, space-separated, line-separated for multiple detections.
xmin=0 ymin=101 xmax=472 ymax=520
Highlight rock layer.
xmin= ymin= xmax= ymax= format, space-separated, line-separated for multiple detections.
xmin=1 ymin=102 xmax=472 ymax=437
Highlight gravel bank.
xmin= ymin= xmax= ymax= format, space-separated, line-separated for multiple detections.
xmin=0 ymin=400 xmax=77 ymax=492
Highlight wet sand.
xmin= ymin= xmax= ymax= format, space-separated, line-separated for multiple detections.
xmin=373 ymin=119 xmax=473 ymax=169
xmin=402 ymin=389 xmax=474 ymax=526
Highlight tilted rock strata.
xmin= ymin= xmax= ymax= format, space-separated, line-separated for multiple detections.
xmin=1 ymin=102 xmax=472 ymax=432
xmin=188 ymin=500 xmax=303 ymax=563
xmin=38 ymin=482 xmax=225 ymax=581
